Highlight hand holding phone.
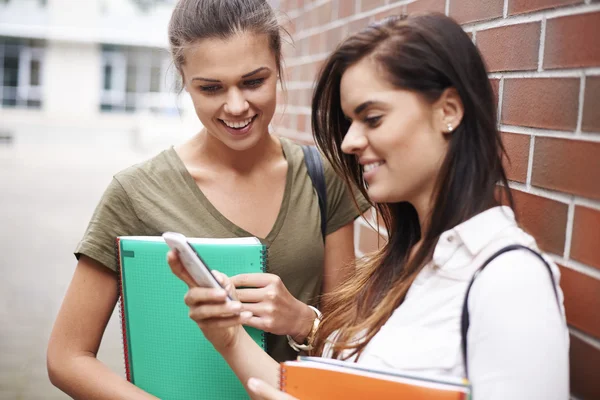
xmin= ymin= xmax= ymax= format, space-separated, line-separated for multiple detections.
xmin=162 ymin=232 xmax=232 ymax=300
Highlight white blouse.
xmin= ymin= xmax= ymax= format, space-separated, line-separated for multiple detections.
xmin=324 ymin=206 xmax=569 ymax=400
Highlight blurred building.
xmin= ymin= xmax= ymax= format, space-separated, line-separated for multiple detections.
xmin=0 ymin=0 xmax=199 ymax=150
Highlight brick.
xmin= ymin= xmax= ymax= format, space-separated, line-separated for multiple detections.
xmin=297 ymin=114 xmax=309 ymax=134
xmin=531 ymin=137 xmax=600 ymax=200
xmin=511 ymin=190 xmax=568 ymax=254
xmin=357 ymin=223 xmax=387 ymax=254
xmin=449 ymin=0 xmax=503 ymax=24
xmin=309 ymin=33 xmax=325 ymax=54
xmin=582 ymin=76 xmax=600 ymax=133
xmin=571 ymin=206 xmax=600 ymax=271
xmin=502 ymin=78 xmax=579 ymax=131
xmin=559 ymin=265 xmax=600 ymax=338
xmin=317 ymin=1 xmax=334 ymax=26
xmin=544 ymin=12 xmax=600 ymax=69
xmin=569 ymin=334 xmax=600 ymax=400
xmin=508 ymin=0 xmax=581 ymax=15
xmin=477 ymin=23 xmax=540 ymax=72
xmin=406 ymin=0 xmax=446 ymax=14
xmin=361 ymin=0 xmax=386 ymax=12
xmin=325 ymin=26 xmax=346 ymax=52
xmin=338 ymin=0 xmax=355 ymax=19
xmin=501 ymin=132 xmax=530 ymax=183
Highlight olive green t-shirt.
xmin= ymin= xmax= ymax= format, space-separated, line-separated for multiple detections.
xmin=75 ymin=137 xmax=370 ymax=363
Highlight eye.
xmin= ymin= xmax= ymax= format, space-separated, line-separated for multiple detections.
xmin=243 ymin=78 xmax=265 ymax=88
xmin=198 ymin=85 xmax=222 ymax=93
xmin=364 ymin=115 xmax=382 ymax=127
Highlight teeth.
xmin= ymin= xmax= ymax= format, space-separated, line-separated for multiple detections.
xmin=223 ymin=117 xmax=253 ymax=129
xmin=364 ymin=161 xmax=384 ymax=173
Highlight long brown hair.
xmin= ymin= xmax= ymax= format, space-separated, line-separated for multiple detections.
xmin=311 ymin=13 xmax=513 ymax=358
xmin=168 ymin=0 xmax=288 ymax=82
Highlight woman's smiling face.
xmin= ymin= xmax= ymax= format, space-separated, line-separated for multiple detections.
xmin=339 ymin=57 xmax=451 ymax=210
xmin=181 ymin=31 xmax=278 ymax=151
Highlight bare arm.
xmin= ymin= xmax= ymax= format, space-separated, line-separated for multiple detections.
xmin=47 ymin=256 xmax=158 ymax=400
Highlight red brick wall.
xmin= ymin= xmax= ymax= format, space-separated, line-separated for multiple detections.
xmin=274 ymin=0 xmax=600 ymax=397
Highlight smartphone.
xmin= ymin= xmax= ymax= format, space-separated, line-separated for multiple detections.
xmin=162 ymin=232 xmax=232 ymax=300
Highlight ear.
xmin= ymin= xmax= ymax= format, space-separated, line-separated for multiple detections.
xmin=434 ymin=87 xmax=464 ymax=135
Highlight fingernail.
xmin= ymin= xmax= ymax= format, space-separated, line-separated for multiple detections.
xmin=248 ymin=378 xmax=259 ymax=391
xmin=241 ymin=311 xmax=253 ymax=319
xmin=230 ymin=302 xmax=242 ymax=311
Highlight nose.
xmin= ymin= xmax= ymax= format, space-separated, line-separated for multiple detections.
xmin=341 ymin=123 xmax=368 ymax=155
xmin=223 ymin=88 xmax=249 ymax=115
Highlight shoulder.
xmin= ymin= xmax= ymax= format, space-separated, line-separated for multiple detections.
xmin=113 ymin=147 xmax=179 ymax=189
xmin=469 ymin=239 xmax=563 ymax=315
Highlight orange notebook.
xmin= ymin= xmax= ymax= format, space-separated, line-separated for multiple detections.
xmin=280 ymin=357 xmax=471 ymax=400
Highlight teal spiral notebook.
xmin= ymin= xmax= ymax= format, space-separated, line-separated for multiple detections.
xmin=116 ymin=236 xmax=267 ymax=399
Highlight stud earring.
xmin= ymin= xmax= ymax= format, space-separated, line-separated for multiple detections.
xmin=447 ymin=123 xmax=453 ymax=133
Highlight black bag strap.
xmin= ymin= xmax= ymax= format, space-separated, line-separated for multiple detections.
xmin=460 ymin=244 xmax=560 ymax=377
xmin=302 ymin=145 xmax=327 ymax=240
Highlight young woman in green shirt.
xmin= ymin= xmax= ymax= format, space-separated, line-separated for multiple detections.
xmin=46 ymin=0 xmax=369 ymax=398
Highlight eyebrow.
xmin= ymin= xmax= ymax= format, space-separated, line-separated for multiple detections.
xmin=192 ymin=67 xmax=271 ymax=83
xmin=354 ymin=100 xmax=381 ymax=115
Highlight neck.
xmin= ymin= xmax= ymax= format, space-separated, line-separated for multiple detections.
xmin=194 ymin=129 xmax=281 ymax=172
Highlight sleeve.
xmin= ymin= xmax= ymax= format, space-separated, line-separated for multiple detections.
xmin=466 ymin=251 xmax=570 ymax=400
xmin=322 ymin=157 xmax=372 ymax=236
xmin=74 ymin=177 xmax=148 ymax=272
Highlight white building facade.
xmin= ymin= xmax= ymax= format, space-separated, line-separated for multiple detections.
xmin=0 ymin=0 xmax=200 ymax=150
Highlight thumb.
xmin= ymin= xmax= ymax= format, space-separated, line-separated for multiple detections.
xmin=167 ymin=250 xmax=198 ymax=289
xmin=212 ymin=270 xmax=238 ymax=301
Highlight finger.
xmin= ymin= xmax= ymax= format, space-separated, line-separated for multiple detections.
xmin=247 ymin=378 xmax=298 ymax=400
xmin=184 ymin=287 xmax=228 ymax=306
xmin=239 ymin=302 xmax=274 ymax=317
xmin=197 ymin=311 xmax=253 ymax=330
xmin=212 ymin=270 xmax=238 ymax=301
xmin=230 ymin=273 xmax=279 ymax=289
xmin=235 ymin=287 xmax=269 ymax=303
xmin=188 ymin=301 xmax=243 ymax=322
xmin=167 ymin=250 xmax=198 ymax=289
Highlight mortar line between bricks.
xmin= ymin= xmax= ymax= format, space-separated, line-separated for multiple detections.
xmin=291 ymin=0 xmax=415 ymax=39
xmin=564 ymin=199 xmax=575 ymax=260
xmin=445 ymin=0 xmax=450 ymax=16
xmin=575 ymin=75 xmax=586 ymax=136
xmin=462 ymin=3 xmax=600 ymax=32
xmin=503 ymin=0 xmax=508 ymax=18
xmin=478 ymin=68 xmax=600 ymax=79
xmin=537 ymin=18 xmax=546 ymax=72
xmin=508 ymin=181 xmax=573 ymax=204
xmin=548 ymin=252 xmax=600 ymax=282
xmin=526 ymin=135 xmax=535 ymax=188
xmin=497 ymin=77 xmax=504 ymax=128
xmin=500 ymin=125 xmax=600 ymax=142
xmin=574 ymin=197 xmax=600 ymax=212
xmin=570 ymin=328 xmax=600 ymax=352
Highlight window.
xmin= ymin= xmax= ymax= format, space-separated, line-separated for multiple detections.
xmin=0 ymin=37 xmax=44 ymax=109
xmin=100 ymin=45 xmax=179 ymax=115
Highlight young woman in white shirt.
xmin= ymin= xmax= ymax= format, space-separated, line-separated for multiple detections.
xmin=168 ymin=13 xmax=569 ymax=400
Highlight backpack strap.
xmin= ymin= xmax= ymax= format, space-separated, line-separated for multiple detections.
xmin=302 ymin=145 xmax=327 ymax=240
xmin=460 ymin=244 xmax=560 ymax=377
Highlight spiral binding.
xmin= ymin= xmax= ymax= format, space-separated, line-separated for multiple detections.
xmin=260 ymin=244 xmax=268 ymax=352
xmin=279 ymin=365 xmax=287 ymax=392
xmin=115 ymin=237 xmax=132 ymax=383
